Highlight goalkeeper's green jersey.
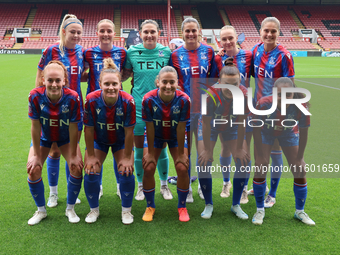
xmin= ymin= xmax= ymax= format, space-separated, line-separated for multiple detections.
xmin=125 ymin=43 xmax=171 ymax=117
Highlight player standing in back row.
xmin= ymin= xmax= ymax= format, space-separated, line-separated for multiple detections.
xmin=122 ymin=20 xmax=172 ymax=201
xmin=84 ymin=19 xmax=127 ymax=199
xmin=214 ymin=25 xmax=253 ymax=203
xmin=36 ymin=14 xmax=84 ymax=208
xmin=170 ymin=17 xmax=218 ymax=202
xmin=250 ymin=17 xmax=295 ymax=208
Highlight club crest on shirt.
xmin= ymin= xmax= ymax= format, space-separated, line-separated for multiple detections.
xmin=94 ymin=54 xmax=98 ymax=59
xmin=139 ymin=51 xmax=143 ymax=55
xmin=40 ymin=104 xmax=45 ymax=110
xmin=269 ymin=57 xmax=276 ymax=65
xmin=153 ymin=106 xmax=158 ymax=112
xmin=200 ymin=52 xmax=207 ymax=60
xmin=114 ymin=53 xmax=120 ymax=60
xmin=96 ymin=108 xmax=101 ymax=115
xmin=172 ymin=106 xmax=180 ymax=114
xmin=116 ymin=107 xmax=124 ymax=116
xmin=159 ymin=50 xmax=164 ymax=57
xmin=286 ymin=53 xmax=291 ymax=59
xmin=179 ymin=55 xmax=184 ymax=61
xmin=130 ymin=98 xmax=135 ymax=105
xmin=241 ymin=57 xmax=246 ymax=64
xmin=78 ymin=52 xmax=83 ymax=59
xmin=256 ymin=52 xmax=260 ymax=57
xmin=62 ymin=105 xmax=69 ymax=113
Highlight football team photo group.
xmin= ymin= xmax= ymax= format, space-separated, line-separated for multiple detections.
xmin=26 ymin=13 xmax=316 ymax=227
xmin=2 ymin=1 xmax=340 ymax=254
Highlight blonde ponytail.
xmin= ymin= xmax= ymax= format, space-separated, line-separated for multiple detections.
xmin=58 ymin=14 xmax=82 ymax=56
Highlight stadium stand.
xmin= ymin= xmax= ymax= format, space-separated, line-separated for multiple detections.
xmin=293 ymin=5 xmax=340 ymax=37
xmin=120 ymin=4 xmax=178 ymax=37
xmin=240 ymin=37 xmax=316 ymax=51
xmin=64 ymin=4 xmax=118 ymax=37
xmin=222 ymin=5 xmax=301 ymax=37
xmin=181 ymin=4 xmax=195 ymax=17
xmin=318 ymin=37 xmax=340 ymax=50
xmin=0 ymin=3 xmax=32 ymax=37
xmin=1 ymin=3 xmax=339 ymax=51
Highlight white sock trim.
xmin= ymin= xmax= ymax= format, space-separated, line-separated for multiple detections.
xmin=122 ymin=207 xmax=131 ymax=212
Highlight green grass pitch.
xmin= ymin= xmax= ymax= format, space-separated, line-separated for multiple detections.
xmin=0 ymin=55 xmax=339 ymax=254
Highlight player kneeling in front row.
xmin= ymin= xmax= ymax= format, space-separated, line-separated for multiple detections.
xmin=252 ymin=77 xmax=315 ymax=226
xmin=83 ymin=58 xmax=136 ymax=224
xmin=197 ymin=59 xmax=251 ymax=220
xmin=142 ymin=66 xmax=191 ymax=222
xmin=27 ymin=61 xmax=83 ymax=225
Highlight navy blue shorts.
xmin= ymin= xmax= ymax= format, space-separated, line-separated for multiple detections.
xmin=197 ymin=117 xmax=238 ymax=142
xmin=94 ymin=140 xmax=125 ymax=154
xmin=144 ymin=134 xmax=188 ymax=149
xmin=262 ymin=134 xmax=299 ymax=147
xmin=30 ymin=139 xmax=70 ymax=148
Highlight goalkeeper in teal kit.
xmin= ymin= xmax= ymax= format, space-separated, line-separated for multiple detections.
xmin=122 ymin=19 xmax=172 ymax=201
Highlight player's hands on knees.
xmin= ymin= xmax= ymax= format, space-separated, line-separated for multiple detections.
xmin=69 ymin=155 xmax=84 ymax=173
xmin=198 ymin=149 xmax=213 ymax=166
xmin=234 ymin=148 xmax=251 ymax=167
xmin=175 ymin=153 xmax=189 ymax=170
xmin=254 ymin=156 xmax=269 ymax=178
xmin=118 ymin=158 xmax=134 ymax=177
xmin=27 ymin=156 xmax=42 ymax=175
xmin=84 ymin=156 xmax=101 ymax=175
xmin=142 ymin=153 xmax=156 ymax=169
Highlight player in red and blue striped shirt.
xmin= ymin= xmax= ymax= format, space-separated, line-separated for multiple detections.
xmin=83 ymin=19 xmax=127 ymax=200
xmin=142 ymin=66 xmax=191 ymax=222
xmin=83 ymin=58 xmax=136 ymax=224
xmin=197 ymin=60 xmax=250 ymax=220
xmin=214 ymin=26 xmax=253 ymax=202
xmin=35 ymin=14 xmax=85 ymax=208
xmin=27 ymin=61 xmax=83 ymax=225
xmin=251 ymin=77 xmax=315 ymax=226
xmin=84 ymin=19 xmax=127 ymax=95
xmin=249 ymin=17 xmax=295 ymax=204
xmin=170 ymin=17 xmax=218 ymax=203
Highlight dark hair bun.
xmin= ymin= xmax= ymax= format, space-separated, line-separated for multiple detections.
xmin=224 ymin=57 xmax=235 ymax=66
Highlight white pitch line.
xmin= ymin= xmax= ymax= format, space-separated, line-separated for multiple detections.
xmin=295 ymin=79 xmax=340 ymax=91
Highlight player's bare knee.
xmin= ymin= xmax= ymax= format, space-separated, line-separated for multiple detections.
xmin=49 ymin=150 xmax=61 ymax=158
xmin=176 ymin=163 xmax=188 ymax=177
xmin=29 ymin=166 xmax=42 ymax=180
xmin=70 ymin=167 xmax=82 ymax=176
xmin=144 ymin=164 xmax=156 ymax=176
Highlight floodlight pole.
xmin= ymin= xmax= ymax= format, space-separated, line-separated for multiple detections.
xmin=168 ymin=0 xmax=171 ymax=43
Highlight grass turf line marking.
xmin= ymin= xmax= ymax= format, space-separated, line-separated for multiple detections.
xmin=295 ymin=79 xmax=340 ymax=91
